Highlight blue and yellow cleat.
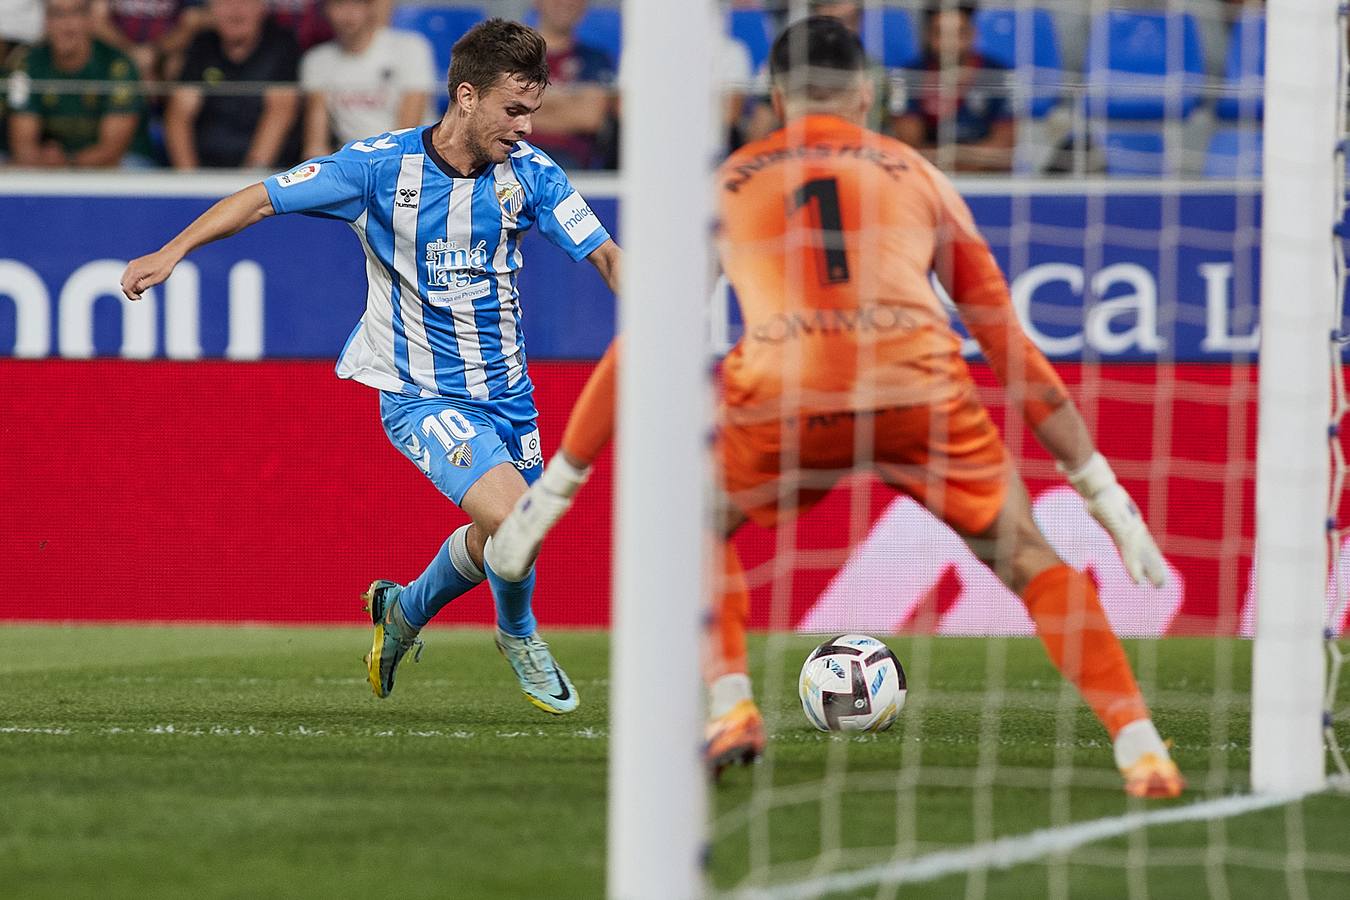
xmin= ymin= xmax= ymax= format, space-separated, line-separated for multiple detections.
xmin=494 ymin=628 xmax=579 ymax=715
xmin=362 ymin=579 xmax=424 ymax=698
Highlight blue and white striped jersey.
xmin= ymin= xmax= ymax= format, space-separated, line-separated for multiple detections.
xmin=263 ymin=126 xmax=611 ymax=413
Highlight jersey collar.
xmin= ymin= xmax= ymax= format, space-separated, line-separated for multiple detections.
xmin=421 ymin=125 xmax=490 ymax=180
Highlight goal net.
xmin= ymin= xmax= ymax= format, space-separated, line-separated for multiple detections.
xmin=614 ymin=0 xmax=1350 ymax=897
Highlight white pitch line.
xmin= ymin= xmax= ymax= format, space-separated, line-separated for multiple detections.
xmin=0 ymin=724 xmax=609 ymax=740
xmin=724 ymin=791 xmax=1311 ymax=900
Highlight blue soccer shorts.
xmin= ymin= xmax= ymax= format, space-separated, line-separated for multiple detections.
xmin=379 ymin=392 xmax=544 ymax=505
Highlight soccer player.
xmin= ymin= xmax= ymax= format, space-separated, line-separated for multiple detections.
xmin=492 ymin=17 xmax=1185 ymax=795
xmin=120 ymin=18 xmax=621 ymax=715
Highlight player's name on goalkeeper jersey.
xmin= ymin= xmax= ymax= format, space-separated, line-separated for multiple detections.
xmin=263 ymin=128 xmax=610 ymax=405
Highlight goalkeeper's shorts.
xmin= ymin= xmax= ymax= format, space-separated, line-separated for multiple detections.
xmin=718 ymin=384 xmax=1009 ymax=535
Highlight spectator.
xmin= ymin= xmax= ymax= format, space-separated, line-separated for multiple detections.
xmin=7 ymin=0 xmax=149 ymax=167
xmin=165 ymin=0 xmax=300 ymax=168
xmin=616 ymin=30 xmax=754 ymax=158
xmin=0 ymin=0 xmax=44 ymax=158
xmin=299 ymin=0 xmax=435 ymax=158
xmin=720 ymin=30 xmax=754 ymax=152
xmin=894 ymin=3 xmax=1014 ymax=172
xmin=528 ymin=0 xmax=616 ymax=169
xmin=742 ymin=0 xmax=901 ymax=142
xmin=1 ymin=0 xmax=44 ymax=58
xmin=267 ymin=0 xmax=333 ymax=52
xmin=90 ymin=0 xmax=206 ymax=79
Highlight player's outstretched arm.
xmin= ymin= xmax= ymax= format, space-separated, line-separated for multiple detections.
xmin=1032 ymin=403 xmax=1168 ymax=588
xmin=932 ymin=173 xmax=1166 ymax=587
xmin=120 ymin=183 xmax=275 ymax=301
xmin=487 ymin=340 xmax=618 ymax=581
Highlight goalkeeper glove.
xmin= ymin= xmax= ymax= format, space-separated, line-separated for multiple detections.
xmin=1059 ymin=453 xmax=1167 ymax=588
xmin=485 ymin=454 xmax=590 ymax=582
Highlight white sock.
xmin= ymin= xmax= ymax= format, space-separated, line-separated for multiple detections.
xmin=1113 ymin=718 xmax=1169 ymax=770
xmin=708 ymin=673 xmax=753 ymax=719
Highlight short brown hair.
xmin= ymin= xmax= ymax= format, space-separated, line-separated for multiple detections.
xmin=446 ymin=18 xmax=550 ymax=102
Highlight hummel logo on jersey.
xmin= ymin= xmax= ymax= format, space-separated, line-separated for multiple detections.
xmin=396 ymin=187 xmax=419 ymax=209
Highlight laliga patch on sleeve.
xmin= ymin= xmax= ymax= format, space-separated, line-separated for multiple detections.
xmin=276 ymin=163 xmax=321 ymax=187
xmin=552 ymin=191 xmax=601 ymax=245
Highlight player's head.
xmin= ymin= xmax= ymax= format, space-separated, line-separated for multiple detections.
xmin=445 ymin=18 xmax=551 ymax=167
xmin=922 ymin=3 xmax=977 ymax=61
xmin=323 ymin=0 xmax=379 ymax=49
xmin=769 ymin=15 xmax=872 ymax=125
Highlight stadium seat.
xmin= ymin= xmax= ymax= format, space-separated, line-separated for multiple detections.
xmin=729 ymin=8 xmax=774 ymax=72
xmin=1204 ymin=127 xmax=1262 ymax=178
xmin=1085 ymin=11 xmax=1206 ymax=120
xmin=391 ymin=5 xmax=485 ymax=83
xmin=972 ymin=7 xmax=1063 ymax=118
xmin=859 ymin=6 xmax=919 ymax=68
xmin=1214 ymin=12 xmax=1264 ymax=121
xmin=1102 ymin=128 xmax=1168 ymax=177
xmin=521 ymin=7 xmax=623 ymax=63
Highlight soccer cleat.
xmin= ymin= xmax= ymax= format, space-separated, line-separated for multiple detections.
xmin=1121 ymin=752 xmax=1186 ymax=799
xmin=494 ymin=628 xmax=579 ymax=714
xmin=361 ymin=579 xmax=424 ymax=699
xmin=704 ymin=699 xmax=766 ymax=777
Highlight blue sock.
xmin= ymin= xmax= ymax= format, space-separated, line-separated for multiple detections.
xmin=485 ymin=549 xmax=537 ymax=637
xmin=398 ymin=525 xmax=484 ymax=629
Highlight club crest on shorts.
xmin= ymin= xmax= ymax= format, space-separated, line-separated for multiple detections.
xmin=496 ymin=181 xmax=524 ymax=218
xmin=448 ymin=442 xmax=473 ymax=468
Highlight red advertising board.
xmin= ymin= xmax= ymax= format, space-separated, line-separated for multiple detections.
xmin=3 ymin=359 xmax=1344 ymax=636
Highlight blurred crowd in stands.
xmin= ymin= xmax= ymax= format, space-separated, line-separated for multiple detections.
xmin=0 ymin=0 xmax=1269 ymax=176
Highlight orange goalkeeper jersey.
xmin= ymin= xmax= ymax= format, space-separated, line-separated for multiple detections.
xmin=716 ymin=114 xmax=1067 ymax=425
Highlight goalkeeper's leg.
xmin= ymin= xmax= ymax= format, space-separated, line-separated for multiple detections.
xmin=876 ymin=394 xmax=1182 ymax=796
xmin=704 ymin=507 xmax=764 ymax=774
xmin=959 ymin=470 xmax=1184 ymax=798
xmin=487 ymin=341 xmax=618 ymax=580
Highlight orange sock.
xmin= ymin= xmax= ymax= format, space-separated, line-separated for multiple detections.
xmin=1021 ymin=564 xmax=1149 ymax=739
xmin=560 ymin=339 xmax=619 ymax=466
xmin=706 ymin=541 xmax=750 ymax=681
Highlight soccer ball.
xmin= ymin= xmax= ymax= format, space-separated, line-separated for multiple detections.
xmin=799 ymin=634 xmax=907 ymax=733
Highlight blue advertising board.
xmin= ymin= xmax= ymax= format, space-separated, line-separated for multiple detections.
xmin=0 ymin=183 xmax=1261 ymax=362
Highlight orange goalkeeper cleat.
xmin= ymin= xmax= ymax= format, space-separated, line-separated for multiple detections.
xmin=704 ymin=699 xmax=766 ymax=777
xmin=1121 ymin=753 xmax=1186 ymax=799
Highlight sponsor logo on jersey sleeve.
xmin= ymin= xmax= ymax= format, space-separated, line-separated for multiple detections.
xmin=276 ymin=163 xmax=321 ymax=187
xmin=553 ymin=191 xmax=600 ymax=245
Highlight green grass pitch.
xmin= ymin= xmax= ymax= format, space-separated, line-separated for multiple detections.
xmin=1 ymin=626 xmax=1347 ymax=898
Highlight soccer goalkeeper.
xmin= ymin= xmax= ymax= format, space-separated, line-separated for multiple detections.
xmin=489 ymin=16 xmax=1183 ymax=798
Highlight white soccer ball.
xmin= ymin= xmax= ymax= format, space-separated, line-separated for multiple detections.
xmin=799 ymin=634 xmax=907 ymax=733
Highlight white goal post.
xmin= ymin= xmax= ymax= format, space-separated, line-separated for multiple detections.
xmin=607 ymin=1 xmax=717 ymax=898
xmin=1252 ymin=0 xmax=1339 ymax=796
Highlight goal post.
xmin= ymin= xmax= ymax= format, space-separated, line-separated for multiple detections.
xmin=607 ymin=0 xmax=717 ymax=897
xmin=1252 ymin=0 xmax=1339 ymax=796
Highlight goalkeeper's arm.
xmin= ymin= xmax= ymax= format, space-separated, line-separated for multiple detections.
xmin=486 ymin=340 xmax=618 ymax=580
xmin=938 ymin=229 xmax=1167 ymax=588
